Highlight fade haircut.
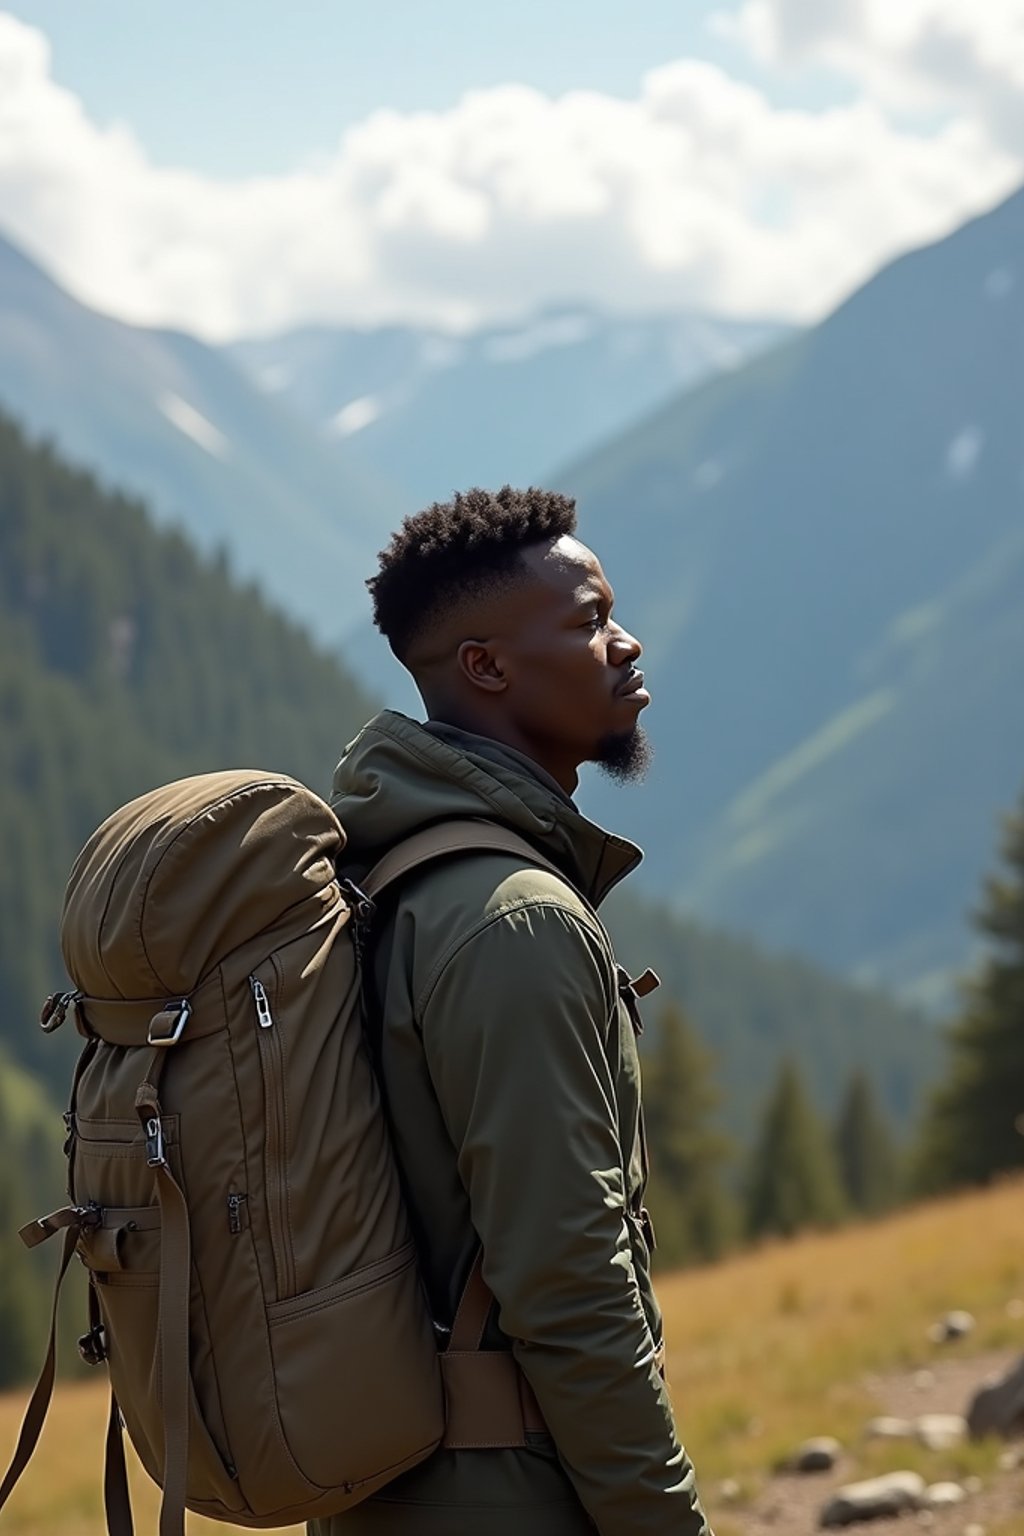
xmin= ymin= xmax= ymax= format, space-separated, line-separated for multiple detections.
xmin=367 ymin=486 xmax=577 ymax=662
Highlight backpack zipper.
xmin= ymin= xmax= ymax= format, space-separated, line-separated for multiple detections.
xmin=249 ymin=974 xmax=295 ymax=1298
xmin=227 ymin=1190 xmax=248 ymax=1235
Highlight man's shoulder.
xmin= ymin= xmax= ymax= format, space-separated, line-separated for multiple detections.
xmin=401 ymin=851 xmax=617 ymax=1022
xmin=396 ymin=846 xmax=601 ymax=940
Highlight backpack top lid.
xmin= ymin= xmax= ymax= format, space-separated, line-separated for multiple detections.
xmin=61 ymin=771 xmax=344 ymax=1000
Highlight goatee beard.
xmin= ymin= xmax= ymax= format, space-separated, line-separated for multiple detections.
xmin=593 ymin=725 xmax=652 ymax=784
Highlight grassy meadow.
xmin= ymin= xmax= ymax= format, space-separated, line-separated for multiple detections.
xmin=2 ymin=1176 xmax=1022 ymax=1535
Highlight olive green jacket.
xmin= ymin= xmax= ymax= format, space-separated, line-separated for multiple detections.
xmin=317 ymin=711 xmax=709 ymax=1536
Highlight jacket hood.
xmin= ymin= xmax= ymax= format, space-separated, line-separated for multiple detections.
xmin=330 ymin=711 xmax=641 ymax=907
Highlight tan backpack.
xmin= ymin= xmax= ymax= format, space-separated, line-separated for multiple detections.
xmin=0 ymin=771 xmax=553 ymax=1535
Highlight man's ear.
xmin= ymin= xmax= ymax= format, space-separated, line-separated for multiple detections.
xmin=457 ymin=639 xmax=507 ymax=694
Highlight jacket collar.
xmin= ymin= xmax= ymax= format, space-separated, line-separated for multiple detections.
xmin=331 ymin=711 xmax=642 ymax=908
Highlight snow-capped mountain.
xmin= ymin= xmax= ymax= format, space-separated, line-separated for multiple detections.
xmin=0 ymin=231 xmax=401 ymax=630
xmin=228 ymin=307 xmax=789 ymax=503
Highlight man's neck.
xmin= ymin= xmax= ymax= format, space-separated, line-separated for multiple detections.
xmin=422 ymin=719 xmax=576 ymax=805
xmin=418 ymin=697 xmax=578 ymax=794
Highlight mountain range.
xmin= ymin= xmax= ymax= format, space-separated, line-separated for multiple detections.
xmin=228 ymin=308 xmax=788 ymax=503
xmin=556 ymin=184 xmax=1024 ymax=1005
xmin=0 ymin=229 xmax=776 ymax=638
xmin=0 ymin=231 xmax=397 ymax=626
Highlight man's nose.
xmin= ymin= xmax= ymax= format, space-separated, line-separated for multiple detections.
xmin=610 ymin=624 xmax=642 ymax=662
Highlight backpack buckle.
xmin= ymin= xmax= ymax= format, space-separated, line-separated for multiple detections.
xmin=40 ymin=989 xmax=83 ymax=1033
xmin=147 ymin=999 xmax=191 ymax=1047
xmin=78 ymin=1322 xmax=108 ymax=1366
xmin=339 ymin=878 xmax=376 ymax=924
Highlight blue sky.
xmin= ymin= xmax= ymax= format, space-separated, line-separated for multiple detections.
xmin=0 ymin=1 xmax=1019 ymax=337
xmin=3 ymin=1 xmax=845 ymax=174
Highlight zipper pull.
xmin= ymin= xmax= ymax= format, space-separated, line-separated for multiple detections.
xmin=227 ymin=1191 xmax=248 ymax=1235
xmin=249 ymin=975 xmax=273 ymax=1028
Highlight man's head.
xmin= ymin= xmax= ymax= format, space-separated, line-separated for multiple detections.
xmin=367 ymin=486 xmax=650 ymax=793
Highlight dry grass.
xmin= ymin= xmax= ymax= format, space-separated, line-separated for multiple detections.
xmin=2 ymin=1176 xmax=1022 ymax=1534
xmin=0 ymin=1378 xmax=291 ymax=1536
xmin=658 ymin=1174 xmax=1024 ymax=1482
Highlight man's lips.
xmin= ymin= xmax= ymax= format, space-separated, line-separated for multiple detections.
xmin=616 ymin=670 xmax=649 ymax=700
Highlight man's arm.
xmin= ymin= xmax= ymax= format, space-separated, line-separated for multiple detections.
xmin=419 ymin=892 xmax=710 ymax=1536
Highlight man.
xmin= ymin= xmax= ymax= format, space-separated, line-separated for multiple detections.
xmin=320 ymin=486 xmax=710 ymax=1535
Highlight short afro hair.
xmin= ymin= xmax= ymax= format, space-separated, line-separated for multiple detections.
xmin=367 ymin=485 xmax=577 ymax=661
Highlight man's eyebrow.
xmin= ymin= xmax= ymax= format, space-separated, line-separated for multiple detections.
xmin=575 ymin=582 xmax=614 ymax=607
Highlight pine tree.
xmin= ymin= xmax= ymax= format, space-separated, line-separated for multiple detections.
xmin=642 ymin=1001 xmax=735 ymax=1266
xmin=833 ymin=1070 xmax=902 ymax=1215
xmin=745 ymin=1057 xmax=846 ymax=1239
xmin=914 ymin=785 xmax=1024 ymax=1189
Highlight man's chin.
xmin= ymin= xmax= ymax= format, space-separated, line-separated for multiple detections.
xmin=591 ymin=725 xmax=652 ymax=785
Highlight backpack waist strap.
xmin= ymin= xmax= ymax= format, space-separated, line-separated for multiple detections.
xmin=441 ymin=1249 xmax=547 ymax=1448
xmin=442 ymin=1351 xmax=545 ymax=1448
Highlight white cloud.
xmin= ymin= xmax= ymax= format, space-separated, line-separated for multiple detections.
xmin=328 ymin=395 xmax=383 ymax=436
xmin=0 ymin=9 xmax=1019 ymax=339
xmin=715 ymin=0 xmax=1024 ymax=153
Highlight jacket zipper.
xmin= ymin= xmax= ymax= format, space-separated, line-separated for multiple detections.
xmin=249 ymin=974 xmax=295 ymax=1298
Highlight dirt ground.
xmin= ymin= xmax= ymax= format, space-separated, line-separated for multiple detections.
xmin=722 ymin=1349 xmax=1024 ymax=1536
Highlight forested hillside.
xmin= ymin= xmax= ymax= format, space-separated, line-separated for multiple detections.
xmin=0 ymin=1046 xmax=67 ymax=1387
xmin=608 ymin=887 xmax=934 ymax=1136
xmin=0 ymin=409 xmax=377 ymax=1090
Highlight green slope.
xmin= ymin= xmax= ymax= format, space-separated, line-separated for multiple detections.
xmin=557 ymin=184 xmax=1024 ymax=1003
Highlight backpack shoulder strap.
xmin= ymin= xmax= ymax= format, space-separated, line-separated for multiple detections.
xmin=357 ymin=819 xmax=563 ymax=1450
xmin=360 ymin=819 xmax=566 ymax=902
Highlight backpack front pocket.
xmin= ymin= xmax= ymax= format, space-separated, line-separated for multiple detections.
xmin=265 ymin=1240 xmax=443 ymax=1491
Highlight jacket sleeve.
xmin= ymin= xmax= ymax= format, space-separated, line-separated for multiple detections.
xmin=418 ymin=894 xmax=710 ymax=1536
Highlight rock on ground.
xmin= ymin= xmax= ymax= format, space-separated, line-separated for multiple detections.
xmin=723 ymin=1348 xmax=1023 ymax=1536
xmin=928 ymin=1310 xmax=976 ymax=1343
xmin=821 ymin=1471 xmax=926 ymax=1527
xmin=967 ymin=1353 xmax=1024 ymax=1440
xmin=914 ymin=1414 xmax=967 ymax=1450
xmin=922 ymin=1481 xmax=967 ymax=1508
xmin=864 ymin=1416 xmax=914 ymax=1440
xmin=785 ymin=1437 xmax=842 ymax=1473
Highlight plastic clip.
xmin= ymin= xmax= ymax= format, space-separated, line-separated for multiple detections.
xmin=39 ymin=989 xmax=82 ymax=1033
xmin=78 ymin=1323 xmax=108 ymax=1366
